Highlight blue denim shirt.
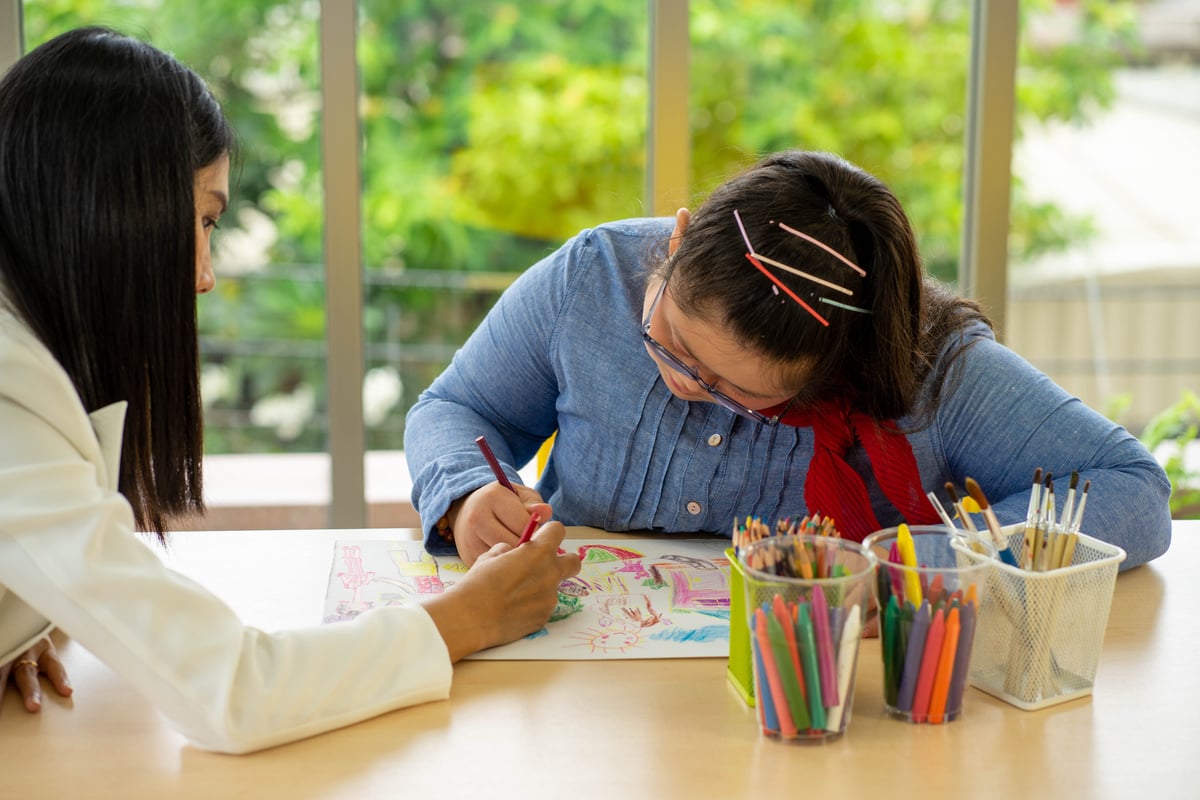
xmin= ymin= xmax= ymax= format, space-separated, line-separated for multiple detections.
xmin=405 ymin=218 xmax=1171 ymax=568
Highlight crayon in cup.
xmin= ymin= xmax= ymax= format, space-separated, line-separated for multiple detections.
xmin=863 ymin=524 xmax=996 ymax=724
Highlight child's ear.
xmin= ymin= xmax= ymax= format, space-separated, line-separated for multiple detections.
xmin=669 ymin=208 xmax=690 ymax=255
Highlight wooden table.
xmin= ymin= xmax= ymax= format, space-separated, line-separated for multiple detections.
xmin=2 ymin=524 xmax=1197 ymax=799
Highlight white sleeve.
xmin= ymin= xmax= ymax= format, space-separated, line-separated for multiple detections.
xmin=0 ymin=397 xmax=453 ymax=754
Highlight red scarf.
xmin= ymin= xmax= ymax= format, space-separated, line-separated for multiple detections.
xmin=777 ymin=399 xmax=939 ymax=542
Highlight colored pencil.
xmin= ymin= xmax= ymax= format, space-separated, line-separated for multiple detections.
xmin=516 ymin=512 xmax=540 ymax=545
xmin=475 ymin=434 xmax=517 ymax=494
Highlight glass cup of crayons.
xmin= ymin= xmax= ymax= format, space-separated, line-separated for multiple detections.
xmin=862 ymin=524 xmax=997 ymax=725
xmin=739 ymin=532 xmax=877 ymax=742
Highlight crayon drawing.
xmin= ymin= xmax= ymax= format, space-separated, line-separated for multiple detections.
xmin=324 ymin=539 xmax=732 ymax=659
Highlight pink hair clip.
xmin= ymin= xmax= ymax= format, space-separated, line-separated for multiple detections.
xmin=775 ymin=221 xmax=866 ymax=277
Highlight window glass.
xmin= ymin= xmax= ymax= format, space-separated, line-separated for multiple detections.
xmin=689 ymin=0 xmax=972 ymax=283
xmin=25 ymin=2 xmax=328 ymax=456
xmin=358 ymin=1 xmax=648 ymax=451
xmin=1009 ymin=1 xmax=1200 ymax=440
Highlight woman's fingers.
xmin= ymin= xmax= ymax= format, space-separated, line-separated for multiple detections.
xmin=37 ymin=640 xmax=72 ymax=698
xmin=11 ymin=657 xmax=42 ymax=712
xmin=2 ymin=638 xmax=73 ymax=714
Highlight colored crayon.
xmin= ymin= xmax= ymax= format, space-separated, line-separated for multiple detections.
xmin=896 ymin=600 xmax=930 ymax=713
xmin=927 ymin=606 xmax=961 ymax=723
xmin=911 ymin=607 xmax=946 ymax=723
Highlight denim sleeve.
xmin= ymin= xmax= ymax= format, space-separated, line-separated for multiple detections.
xmin=930 ymin=335 xmax=1172 ymax=569
xmin=403 ymin=230 xmax=589 ymax=553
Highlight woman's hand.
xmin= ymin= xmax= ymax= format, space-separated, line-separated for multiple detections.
xmin=449 ymin=483 xmax=553 ymax=566
xmin=423 ymin=520 xmax=581 ymax=661
xmin=1 ymin=637 xmax=72 ymax=713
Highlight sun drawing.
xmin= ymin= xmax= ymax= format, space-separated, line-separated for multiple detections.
xmin=569 ymin=626 xmax=642 ymax=654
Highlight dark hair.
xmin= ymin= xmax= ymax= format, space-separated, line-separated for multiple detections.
xmin=662 ymin=150 xmax=990 ymax=422
xmin=0 ymin=27 xmax=234 ymax=535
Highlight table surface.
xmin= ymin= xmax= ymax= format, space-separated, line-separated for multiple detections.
xmin=2 ymin=523 xmax=1198 ymax=800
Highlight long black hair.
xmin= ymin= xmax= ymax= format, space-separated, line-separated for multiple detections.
xmin=0 ymin=27 xmax=234 ymax=534
xmin=662 ymin=150 xmax=990 ymax=422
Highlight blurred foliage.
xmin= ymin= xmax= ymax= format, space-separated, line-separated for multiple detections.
xmin=1138 ymin=391 xmax=1200 ymax=517
xmin=23 ymin=0 xmax=1137 ymax=453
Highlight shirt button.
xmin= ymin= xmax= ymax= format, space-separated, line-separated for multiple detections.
xmin=686 ymin=501 xmax=702 ymax=516
xmin=707 ymin=434 xmax=723 ymax=447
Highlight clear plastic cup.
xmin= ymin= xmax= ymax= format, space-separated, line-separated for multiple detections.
xmin=863 ymin=525 xmax=996 ymax=724
xmin=740 ymin=534 xmax=876 ymax=742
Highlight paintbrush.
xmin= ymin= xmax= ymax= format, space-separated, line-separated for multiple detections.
xmin=943 ymin=482 xmax=977 ymax=533
xmin=926 ymin=490 xmax=957 ymax=529
xmin=1060 ymin=479 xmax=1090 ymax=568
xmin=1022 ymin=468 xmax=1042 ymax=570
xmin=964 ymin=477 xmax=1019 ymax=567
xmin=1049 ymin=471 xmax=1080 ymax=568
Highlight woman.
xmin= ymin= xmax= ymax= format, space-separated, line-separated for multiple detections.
xmin=405 ymin=149 xmax=1171 ymax=569
xmin=0 ymin=27 xmax=579 ymax=752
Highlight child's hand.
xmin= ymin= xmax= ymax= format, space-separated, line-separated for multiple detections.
xmin=450 ymin=484 xmax=552 ymax=566
xmin=423 ymin=520 xmax=581 ymax=660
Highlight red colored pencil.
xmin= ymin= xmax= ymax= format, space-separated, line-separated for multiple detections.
xmin=517 ymin=512 xmax=540 ymax=546
xmin=475 ymin=434 xmax=517 ymax=494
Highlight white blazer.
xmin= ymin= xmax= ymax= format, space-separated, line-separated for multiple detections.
xmin=0 ymin=303 xmax=451 ymax=753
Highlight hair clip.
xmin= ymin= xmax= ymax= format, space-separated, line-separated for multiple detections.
xmin=745 ymin=253 xmax=829 ymax=327
xmin=774 ymin=221 xmax=866 ymax=276
xmin=736 ymin=208 xmax=865 ymax=327
xmin=819 ymin=297 xmax=872 ymax=314
xmin=749 ymin=252 xmax=853 ymax=296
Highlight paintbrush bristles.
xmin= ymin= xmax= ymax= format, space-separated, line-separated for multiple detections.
xmin=963 ymin=477 xmax=990 ymax=511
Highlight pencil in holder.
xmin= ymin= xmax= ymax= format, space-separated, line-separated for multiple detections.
xmin=969 ymin=524 xmax=1126 ymax=710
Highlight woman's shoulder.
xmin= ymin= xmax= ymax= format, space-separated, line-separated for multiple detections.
xmin=0 ymin=305 xmax=96 ymax=451
xmin=1 ymin=305 xmax=66 ymax=385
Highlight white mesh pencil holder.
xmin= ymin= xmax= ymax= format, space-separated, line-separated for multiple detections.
xmin=969 ymin=524 xmax=1126 ymax=710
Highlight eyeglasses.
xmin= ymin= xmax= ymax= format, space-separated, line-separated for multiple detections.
xmin=641 ymin=279 xmax=783 ymax=425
